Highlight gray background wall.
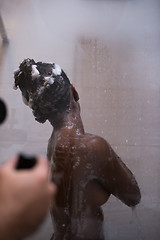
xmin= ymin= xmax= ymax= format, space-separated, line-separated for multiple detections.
xmin=0 ymin=0 xmax=160 ymax=239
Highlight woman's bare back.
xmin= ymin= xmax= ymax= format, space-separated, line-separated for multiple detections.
xmin=49 ymin=131 xmax=140 ymax=240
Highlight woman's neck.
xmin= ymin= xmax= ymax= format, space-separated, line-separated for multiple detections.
xmin=48 ymin=103 xmax=84 ymax=135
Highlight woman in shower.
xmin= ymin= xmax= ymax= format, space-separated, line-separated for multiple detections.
xmin=14 ymin=59 xmax=141 ymax=240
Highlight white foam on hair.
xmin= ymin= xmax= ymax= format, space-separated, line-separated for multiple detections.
xmin=52 ymin=64 xmax=62 ymax=76
xmin=44 ymin=76 xmax=55 ymax=85
xmin=38 ymin=87 xmax=44 ymax=95
xmin=14 ymin=68 xmax=20 ymax=75
xmin=31 ymin=65 xmax=40 ymax=79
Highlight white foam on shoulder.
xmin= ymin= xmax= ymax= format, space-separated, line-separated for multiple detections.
xmin=31 ymin=65 xmax=40 ymax=79
xmin=52 ymin=64 xmax=62 ymax=76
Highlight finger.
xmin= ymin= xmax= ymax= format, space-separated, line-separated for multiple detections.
xmin=2 ymin=156 xmax=18 ymax=170
xmin=48 ymin=183 xmax=57 ymax=196
xmin=48 ymin=183 xmax=57 ymax=208
xmin=33 ymin=156 xmax=49 ymax=176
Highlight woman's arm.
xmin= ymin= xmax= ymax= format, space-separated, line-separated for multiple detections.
xmin=93 ymin=137 xmax=141 ymax=207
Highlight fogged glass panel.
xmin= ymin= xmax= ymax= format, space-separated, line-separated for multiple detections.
xmin=0 ymin=0 xmax=160 ymax=240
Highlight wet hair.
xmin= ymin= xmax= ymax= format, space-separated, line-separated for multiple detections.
xmin=14 ymin=58 xmax=71 ymax=123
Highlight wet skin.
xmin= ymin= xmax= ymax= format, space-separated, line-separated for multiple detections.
xmin=47 ymin=87 xmax=141 ymax=240
xmin=13 ymin=59 xmax=140 ymax=239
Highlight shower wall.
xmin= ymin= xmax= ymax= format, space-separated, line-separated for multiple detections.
xmin=0 ymin=0 xmax=160 ymax=239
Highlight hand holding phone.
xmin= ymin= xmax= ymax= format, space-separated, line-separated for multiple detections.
xmin=16 ymin=154 xmax=37 ymax=170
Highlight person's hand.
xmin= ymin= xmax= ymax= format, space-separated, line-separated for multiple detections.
xmin=0 ymin=156 xmax=56 ymax=240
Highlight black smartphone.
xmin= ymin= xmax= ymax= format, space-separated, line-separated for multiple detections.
xmin=0 ymin=98 xmax=7 ymax=125
xmin=16 ymin=154 xmax=37 ymax=170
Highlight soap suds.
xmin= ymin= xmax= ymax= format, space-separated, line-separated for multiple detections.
xmin=31 ymin=65 xmax=40 ymax=79
xmin=44 ymin=76 xmax=55 ymax=85
xmin=14 ymin=68 xmax=20 ymax=75
xmin=52 ymin=64 xmax=62 ymax=76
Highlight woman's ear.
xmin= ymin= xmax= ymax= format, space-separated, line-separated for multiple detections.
xmin=71 ymin=84 xmax=79 ymax=102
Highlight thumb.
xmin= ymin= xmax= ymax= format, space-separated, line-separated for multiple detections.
xmin=2 ymin=156 xmax=18 ymax=170
xmin=33 ymin=156 xmax=49 ymax=176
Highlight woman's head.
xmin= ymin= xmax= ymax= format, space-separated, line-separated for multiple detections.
xmin=14 ymin=59 xmax=71 ymax=123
